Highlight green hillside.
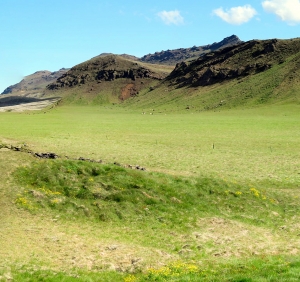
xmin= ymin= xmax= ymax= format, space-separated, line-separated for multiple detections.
xmin=123 ymin=50 xmax=300 ymax=112
xmin=122 ymin=38 xmax=300 ymax=112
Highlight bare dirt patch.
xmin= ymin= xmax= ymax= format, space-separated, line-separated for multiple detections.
xmin=0 ymin=96 xmax=60 ymax=112
xmin=120 ymin=84 xmax=138 ymax=101
xmin=0 ymin=214 xmax=176 ymax=272
xmin=193 ymin=217 xmax=300 ymax=257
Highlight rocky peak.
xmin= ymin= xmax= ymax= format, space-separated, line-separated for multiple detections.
xmin=209 ymin=35 xmax=242 ymax=50
xmin=140 ymin=35 xmax=242 ymax=65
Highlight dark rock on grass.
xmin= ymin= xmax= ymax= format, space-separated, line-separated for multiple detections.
xmin=34 ymin=152 xmax=59 ymax=159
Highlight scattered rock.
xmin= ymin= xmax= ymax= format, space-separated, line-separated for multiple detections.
xmin=171 ymin=197 xmax=182 ymax=204
xmin=3 ymin=273 xmax=13 ymax=281
xmin=131 ymin=258 xmax=142 ymax=265
xmin=3 ymin=142 xmax=145 ymax=173
xmin=182 ymin=244 xmax=191 ymax=249
xmin=34 ymin=152 xmax=58 ymax=159
xmin=178 ymin=248 xmax=193 ymax=255
xmin=29 ymin=190 xmax=45 ymax=199
xmin=142 ymin=191 xmax=154 ymax=199
xmin=106 ymin=245 xmax=118 ymax=251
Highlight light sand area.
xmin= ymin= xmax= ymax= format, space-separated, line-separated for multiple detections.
xmin=0 ymin=95 xmax=60 ymax=112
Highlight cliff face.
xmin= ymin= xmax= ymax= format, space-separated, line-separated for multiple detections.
xmin=140 ymin=35 xmax=242 ymax=65
xmin=166 ymin=38 xmax=300 ymax=87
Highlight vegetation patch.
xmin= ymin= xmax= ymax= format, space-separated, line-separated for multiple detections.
xmin=3 ymin=256 xmax=299 ymax=281
xmin=13 ymin=159 xmax=297 ymax=230
xmin=0 ymin=264 xmax=124 ymax=282
xmin=124 ymin=256 xmax=300 ymax=281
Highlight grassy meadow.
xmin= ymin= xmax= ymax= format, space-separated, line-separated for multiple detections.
xmin=0 ymin=103 xmax=300 ymax=281
xmin=1 ymin=104 xmax=299 ymax=184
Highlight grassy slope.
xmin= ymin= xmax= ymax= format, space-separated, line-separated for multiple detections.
xmin=122 ymin=50 xmax=300 ymax=112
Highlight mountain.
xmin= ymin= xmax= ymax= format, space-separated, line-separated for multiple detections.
xmin=1 ymin=35 xmax=241 ymax=99
xmin=125 ymin=37 xmax=300 ymax=112
xmin=166 ymin=38 xmax=300 ymax=88
xmin=140 ymin=35 xmax=242 ymax=65
xmin=1 ymin=68 xmax=69 ymax=96
xmin=2 ymin=35 xmax=300 ymax=111
xmin=47 ymin=55 xmax=167 ymax=91
xmin=45 ymin=55 xmax=173 ymax=103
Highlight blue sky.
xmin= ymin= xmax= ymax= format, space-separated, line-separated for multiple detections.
xmin=1 ymin=0 xmax=300 ymax=92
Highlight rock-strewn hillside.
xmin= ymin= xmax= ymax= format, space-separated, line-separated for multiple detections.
xmin=166 ymin=38 xmax=300 ymax=87
xmin=47 ymin=55 xmax=166 ymax=90
xmin=140 ymin=35 xmax=242 ymax=65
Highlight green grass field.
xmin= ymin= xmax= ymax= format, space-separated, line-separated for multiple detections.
xmin=1 ymin=104 xmax=299 ymax=184
xmin=1 ymin=104 xmax=300 ymax=281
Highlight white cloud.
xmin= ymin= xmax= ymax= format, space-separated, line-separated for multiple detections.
xmin=262 ymin=0 xmax=300 ymax=25
xmin=213 ymin=5 xmax=257 ymax=25
xmin=157 ymin=10 xmax=184 ymax=25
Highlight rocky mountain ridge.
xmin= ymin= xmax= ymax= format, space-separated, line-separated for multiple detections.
xmin=46 ymin=55 xmax=165 ymax=91
xmin=167 ymin=38 xmax=300 ymax=87
xmin=1 ymin=35 xmax=242 ymax=96
xmin=140 ymin=35 xmax=242 ymax=65
xmin=3 ymin=35 xmax=300 ymax=110
xmin=93 ymin=35 xmax=242 ymax=66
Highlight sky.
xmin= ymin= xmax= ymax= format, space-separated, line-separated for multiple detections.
xmin=1 ymin=0 xmax=300 ymax=93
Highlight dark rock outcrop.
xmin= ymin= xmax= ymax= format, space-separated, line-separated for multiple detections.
xmin=34 ymin=152 xmax=59 ymax=159
xmin=140 ymin=35 xmax=242 ymax=65
xmin=166 ymin=38 xmax=300 ymax=87
xmin=47 ymin=55 xmax=164 ymax=90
